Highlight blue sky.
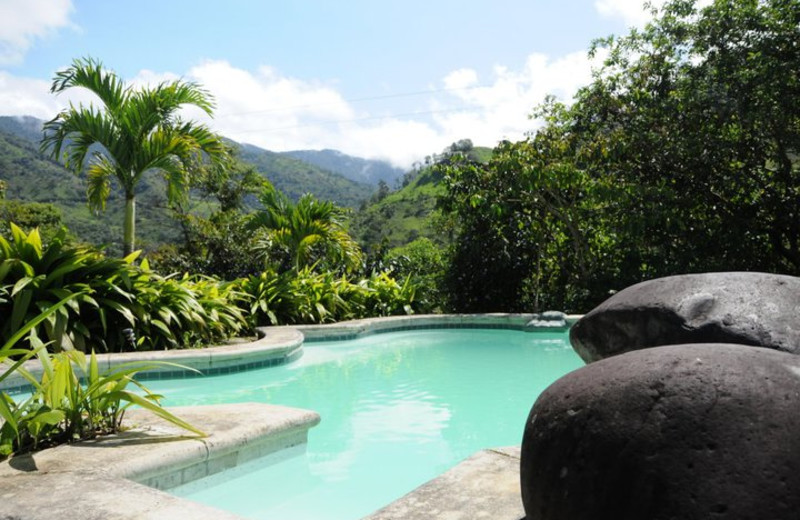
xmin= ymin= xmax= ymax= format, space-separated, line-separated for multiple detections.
xmin=0 ymin=0 xmax=664 ymax=167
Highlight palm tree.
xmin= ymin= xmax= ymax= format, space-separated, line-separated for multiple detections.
xmin=41 ymin=57 xmax=228 ymax=256
xmin=250 ymin=185 xmax=363 ymax=273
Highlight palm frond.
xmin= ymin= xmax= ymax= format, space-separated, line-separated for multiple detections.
xmin=86 ymin=157 xmax=115 ymax=213
xmin=41 ymin=105 xmax=121 ymax=173
xmin=49 ymin=57 xmax=129 ymax=114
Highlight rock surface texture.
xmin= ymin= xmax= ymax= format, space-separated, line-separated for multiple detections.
xmin=520 ymin=343 xmax=800 ymax=520
xmin=569 ymin=272 xmax=800 ymax=362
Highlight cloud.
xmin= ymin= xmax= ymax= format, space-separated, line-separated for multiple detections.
xmin=174 ymin=55 xmax=603 ymax=168
xmin=0 ymin=0 xmax=74 ymax=64
xmin=443 ymin=69 xmax=479 ymax=90
xmin=0 ymin=72 xmax=59 ymax=116
xmin=0 ymin=53 xmax=603 ymax=169
xmin=430 ymin=50 xmax=606 ymax=154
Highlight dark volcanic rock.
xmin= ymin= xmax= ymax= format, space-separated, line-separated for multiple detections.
xmin=570 ymin=272 xmax=800 ymax=363
xmin=520 ymin=343 xmax=800 ymax=520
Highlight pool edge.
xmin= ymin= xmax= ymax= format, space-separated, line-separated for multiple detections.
xmin=0 ymin=402 xmax=320 ymax=520
xmin=1 ymin=313 xmax=580 ymax=393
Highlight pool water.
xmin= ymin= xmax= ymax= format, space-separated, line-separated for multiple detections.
xmin=152 ymin=328 xmax=583 ymax=520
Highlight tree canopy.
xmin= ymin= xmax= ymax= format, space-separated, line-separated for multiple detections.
xmin=436 ymin=0 xmax=800 ymax=312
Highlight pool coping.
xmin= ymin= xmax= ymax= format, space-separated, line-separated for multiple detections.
xmin=287 ymin=312 xmax=579 ymax=342
xmin=0 ymin=313 xmax=578 ymax=393
xmin=364 ymin=446 xmax=525 ymax=520
xmin=0 ymin=402 xmax=320 ymax=520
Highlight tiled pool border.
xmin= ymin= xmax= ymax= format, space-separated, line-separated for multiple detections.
xmin=0 ymin=313 xmax=579 ymax=395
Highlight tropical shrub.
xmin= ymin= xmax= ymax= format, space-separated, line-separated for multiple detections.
xmin=384 ymin=237 xmax=446 ymax=312
xmin=0 ymin=224 xmax=247 ymax=353
xmin=0 ymin=223 xmax=140 ymax=352
xmin=249 ymin=186 xmax=363 ymax=274
xmin=130 ymin=267 xmax=248 ymax=350
xmin=238 ymin=267 xmax=419 ymax=326
xmin=239 ymin=268 xmax=351 ymax=326
xmin=0 ymin=295 xmax=204 ymax=458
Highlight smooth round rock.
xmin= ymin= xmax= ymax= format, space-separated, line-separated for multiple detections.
xmin=520 ymin=343 xmax=800 ymax=520
xmin=570 ymin=272 xmax=800 ymax=362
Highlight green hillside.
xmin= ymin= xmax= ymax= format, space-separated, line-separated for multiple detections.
xmin=237 ymin=143 xmax=373 ymax=207
xmin=0 ymin=116 xmax=377 ymax=252
xmin=0 ymin=124 xmax=180 ymax=252
xmin=350 ymin=167 xmax=445 ymax=251
xmin=350 ymin=145 xmax=492 ymax=252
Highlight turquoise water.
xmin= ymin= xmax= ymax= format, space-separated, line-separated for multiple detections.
xmin=152 ymin=328 xmax=583 ymax=519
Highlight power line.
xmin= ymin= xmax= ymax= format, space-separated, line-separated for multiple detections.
xmin=213 ymin=84 xmax=487 ymax=120
xmin=226 ymin=105 xmax=486 ymax=134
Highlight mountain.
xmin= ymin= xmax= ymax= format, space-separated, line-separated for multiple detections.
xmin=0 ymin=115 xmax=377 ymax=251
xmin=237 ymin=143 xmax=373 ymax=207
xmin=0 ymin=116 xmax=43 ymax=142
xmin=0 ymin=117 xmax=183 ymax=252
xmin=349 ymin=146 xmax=493 ymax=252
xmin=283 ymin=149 xmax=405 ymax=186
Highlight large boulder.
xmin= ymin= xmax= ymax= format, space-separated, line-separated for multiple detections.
xmin=520 ymin=343 xmax=800 ymax=520
xmin=570 ymin=272 xmax=800 ymax=363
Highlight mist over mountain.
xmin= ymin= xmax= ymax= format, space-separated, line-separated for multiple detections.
xmin=283 ymin=149 xmax=406 ymax=187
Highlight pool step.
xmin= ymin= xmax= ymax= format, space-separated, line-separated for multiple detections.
xmin=363 ymin=446 xmax=524 ymax=520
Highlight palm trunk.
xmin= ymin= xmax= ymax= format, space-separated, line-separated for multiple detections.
xmin=123 ymin=193 xmax=135 ymax=256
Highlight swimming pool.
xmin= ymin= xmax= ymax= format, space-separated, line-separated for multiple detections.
xmin=149 ymin=328 xmax=583 ymax=519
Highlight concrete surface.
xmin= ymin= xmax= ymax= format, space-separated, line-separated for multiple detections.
xmin=363 ymin=446 xmax=525 ymax=520
xmin=0 ymin=403 xmax=319 ymax=520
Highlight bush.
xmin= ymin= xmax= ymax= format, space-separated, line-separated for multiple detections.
xmin=238 ymin=267 xmax=419 ymax=326
xmin=0 ymin=296 xmax=204 ymax=458
xmin=385 ymin=237 xmax=446 ymax=312
xmin=0 ymin=224 xmax=247 ymax=353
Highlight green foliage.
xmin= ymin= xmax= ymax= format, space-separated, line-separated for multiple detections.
xmin=41 ymin=57 xmax=229 ymax=256
xmin=354 ymin=270 xmax=417 ymax=317
xmin=0 ymin=223 xmax=246 ymax=353
xmin=350 ymin=166 xmax=449 ymax=252
xmin=0 ymin=223 xmax=140 ymax=353
xmin=150 ymin=158 xmax=267 ymax=280
xmin=572 ymin=0 xmax=800 ymax=275
xmin=0 ymin=296 xmax=204 ymax=458
xmin=0 ymin=199 xmax=70 ymax=244
xmin=250 ymin=186 xmax=363 ymax=274
xmin=436 ymin=0 xmax=800 ymax=313
xmin=385 ymin=237 xmax=447 ymax=312
xmin=238 ymin=267 xmax=418 ymax=326
xmin=129 ymin=263 xmax=248 ymax=350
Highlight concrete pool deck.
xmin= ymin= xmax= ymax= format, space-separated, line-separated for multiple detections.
xmin=365 ymin=446 xmax=525 ymax=520
xmin=0 ymin=314 xmax=574 ymax=518
xmin=0 ymin=403 xmax=320 ymax=519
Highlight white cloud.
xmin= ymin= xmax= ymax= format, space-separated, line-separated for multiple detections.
xmin=0 ymin=52 xmax=603 ymax=169
xmin=0 ymin=0 xmax=74 ymax=64
xmin=430 ymin=50 xmax=606 ymax=153
xmin=179 ymin=55 xmax=604 ymax=168
xmin=0 ymin=72 xmax=58 ymax=117
xmin=443 ymin=69 xmax=478 ymax=90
